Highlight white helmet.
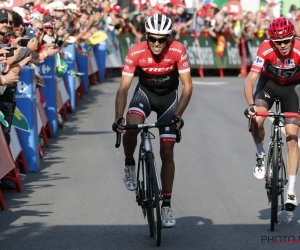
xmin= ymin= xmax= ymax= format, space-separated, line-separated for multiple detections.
xmin=145 ymin=14 xmax=173 ymax=35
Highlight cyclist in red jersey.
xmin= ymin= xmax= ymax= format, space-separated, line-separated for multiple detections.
xmin=244 ymin=17 xmax=299 ymax=209
xmin=112 ymin=14 xmax=193 ymax=227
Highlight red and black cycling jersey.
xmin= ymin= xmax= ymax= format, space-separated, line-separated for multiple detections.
xmin=122 ymin=40 xmax=190 ymax=95
xmin=250 ymin=38 xmax=300 ymax=84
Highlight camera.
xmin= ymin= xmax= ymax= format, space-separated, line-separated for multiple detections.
xmin=18 ymin=38 xmax=31 ymax=47
xmin=6 ymin=47 xmax=18 ymax=57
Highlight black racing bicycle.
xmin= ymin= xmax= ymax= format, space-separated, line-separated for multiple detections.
xmin=249 ymin=97 xmax=300 ymax=231
xmin=115 ymin=122 xmax=180 ymax=246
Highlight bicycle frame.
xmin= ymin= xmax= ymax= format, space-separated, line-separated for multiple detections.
xmin=136 ymin=128 xmax=162 ymax=209
xmin=266 ymin=98 xmax=287 ymax=210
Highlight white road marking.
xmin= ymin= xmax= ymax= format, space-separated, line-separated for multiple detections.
xmin=193 ymin=81 xmax=228 ymax=85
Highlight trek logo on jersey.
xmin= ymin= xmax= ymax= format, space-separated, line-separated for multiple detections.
xmin=284 ymin=58 xmax=295 ymax=67
xmin=180 ymin=54 xmax=188 ymax=62
xmin=253 ymin=56 xmax=264 ymax=67
xmin=169 ymin=48 xmax=182 ymax=53
xmin=130 ymin=49 xmax=145 ymax=56
xmin=142 ymin=66 xmax=174 ymax=72
xmin=125 ymin=56 xmax=133 ymax=64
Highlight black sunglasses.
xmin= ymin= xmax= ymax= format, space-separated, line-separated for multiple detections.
xmin=0 ymin=19 xmax=9 ymax=24
xmin=147 ymin=35 xmax=168 ymax=44
xmin=273 ymin=38 xmax=292 ymax=45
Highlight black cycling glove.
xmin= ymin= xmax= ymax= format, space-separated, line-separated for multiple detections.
xmin=112 ymin=117 xmax=124 ymax=132
xmin=172 ymin=115 xmax=184 ymax=129
xmin=244 ymin=104 xmax=255 ymax=118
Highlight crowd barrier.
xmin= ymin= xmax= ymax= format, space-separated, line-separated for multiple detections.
xmin=0 ymin=39 xmax=107 ymax=211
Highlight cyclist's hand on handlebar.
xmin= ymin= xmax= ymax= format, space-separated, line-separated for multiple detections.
xmin=244 ymin=104 xmax=256 ymax=118
xmin=171 ymin=115 xmax=184 ymax=129
xmin=112 ymin=117 xmax=125 ymax=133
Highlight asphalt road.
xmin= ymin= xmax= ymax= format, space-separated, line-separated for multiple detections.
xmin=1 ymin=77 xmax=300 ymax=250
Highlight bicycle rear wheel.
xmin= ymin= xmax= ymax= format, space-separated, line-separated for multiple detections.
xmin=146 ymin=153 xmax=162 ymax=246
xmin=271 ymin=142 xmax=279 ymax=231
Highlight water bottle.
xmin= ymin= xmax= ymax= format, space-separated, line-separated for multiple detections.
xmin=27 ymin=25 xmax=34 ymax=39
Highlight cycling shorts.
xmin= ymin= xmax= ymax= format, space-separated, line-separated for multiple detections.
xmin=254 ymin=74 xmax=300 ymax=126
xmin=127 ymin=84 xmax=178 ymax=143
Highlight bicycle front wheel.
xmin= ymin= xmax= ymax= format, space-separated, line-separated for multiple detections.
xmin=146 ymin=153 xmax=162 ymax=246
xmin=271 ymin=142 xmax=279 ymax=231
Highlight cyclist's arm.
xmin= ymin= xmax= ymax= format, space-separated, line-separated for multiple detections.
xmin=176 ymin=71 xmax=193 ymax=117
xmin=244 ymin=71 xmax=260 ymax=105
xmin=115 ymin=74 xmax=133 ymax=120
xmin=175 ymin=43 xmax=193 ymax=116
xmin=244 ymin=42 xmax=268 ymax=105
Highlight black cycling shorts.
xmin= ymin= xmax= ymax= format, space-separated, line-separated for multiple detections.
xmin=127 ymin=84 xmax=178 ymax=143
xmin=254 ymin=74 xmax=300 ymax=126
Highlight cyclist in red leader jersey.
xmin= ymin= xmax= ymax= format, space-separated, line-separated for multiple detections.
xmin=244 ymin=17 xmax=299 ymax=209
xmin=112 ymin=14 xmax=193 ymax=227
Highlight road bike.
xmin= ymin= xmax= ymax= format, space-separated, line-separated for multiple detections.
xmin=249 ymin=97 xmax=300 ymax=231
xmin=115 ymin=122 xmax=180 ymax=245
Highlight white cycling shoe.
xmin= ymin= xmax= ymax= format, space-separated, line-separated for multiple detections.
xmin=253 ymin=154 xmax=266 ymax=180
xmin=123 ymin=164 xmax=137 ymax=191
xmin=285 ymin=193 xmax=298 ymax=210
xmin=161 ymin=206 xmax=176 ymax=228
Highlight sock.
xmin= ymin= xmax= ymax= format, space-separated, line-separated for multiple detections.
xmin=125 ymin=156 xmax=135 ymax=166
xmin=287 ymin=175 xmax=296 ymax=195
xmin=255 ymin=141 xmax=265 ymax=156
xmin=162 ymin=190 xmax=172 ymax=207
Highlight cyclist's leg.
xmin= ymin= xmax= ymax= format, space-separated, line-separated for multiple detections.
xmin=252 ymin=79 xmax=275 ymax=179
xmin=122 ymin=85 xmax=151 ymax=190
xmin=156 ymin=89 xmax=177 ymax=227
xmin=252 ymin=75 xmax=273 ymax=146
xmin=281 ymin=83 xmax=300 ymax=206
xmin=123 ymin=84 xmax=151 ymax=158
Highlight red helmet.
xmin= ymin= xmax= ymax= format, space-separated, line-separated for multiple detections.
xmin=268 ymin=17 xmax=295 ymax=40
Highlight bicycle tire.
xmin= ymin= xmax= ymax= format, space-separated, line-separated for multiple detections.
xmin=147 ymin=153 xmax=162 ymax=246
xmin=271 ymin=142 xmax=279 ymax=231
xmin=265 ymin=145 xmax=273 ymax=203
xmin=142 ymin=158 xmax=154 ymax=238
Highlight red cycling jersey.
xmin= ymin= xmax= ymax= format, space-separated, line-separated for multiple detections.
xmin=250 ymin=38 xmax=300 ymax=85
xmin=122 ymin=40 xmax=190 ymax=95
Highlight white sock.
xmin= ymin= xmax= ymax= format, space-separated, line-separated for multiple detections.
xmin=255 ymin=141 xmax=265 ymax=156
xmin=287 ymin=175 xmax=296 ymax=195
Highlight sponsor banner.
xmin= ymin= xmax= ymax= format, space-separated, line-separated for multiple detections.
xmin=117 ymin=33 xmax=137 ymax=64
xmin=247 ymin=38 xmax=264 ymax=65
xmin=116 ymin=33 xmax=243 ymax=69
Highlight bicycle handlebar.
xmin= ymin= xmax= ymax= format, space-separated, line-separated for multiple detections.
xmin=256 ymin=112 xmax=300 ymax=118
xmin=115 ymin=122 xmax=181 ymax=148
xmin=248 ymin=112 xmax=300 ymax=133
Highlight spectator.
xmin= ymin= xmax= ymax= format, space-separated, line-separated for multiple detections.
xmin=173 ymin=2 xmax=193 ymax=40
